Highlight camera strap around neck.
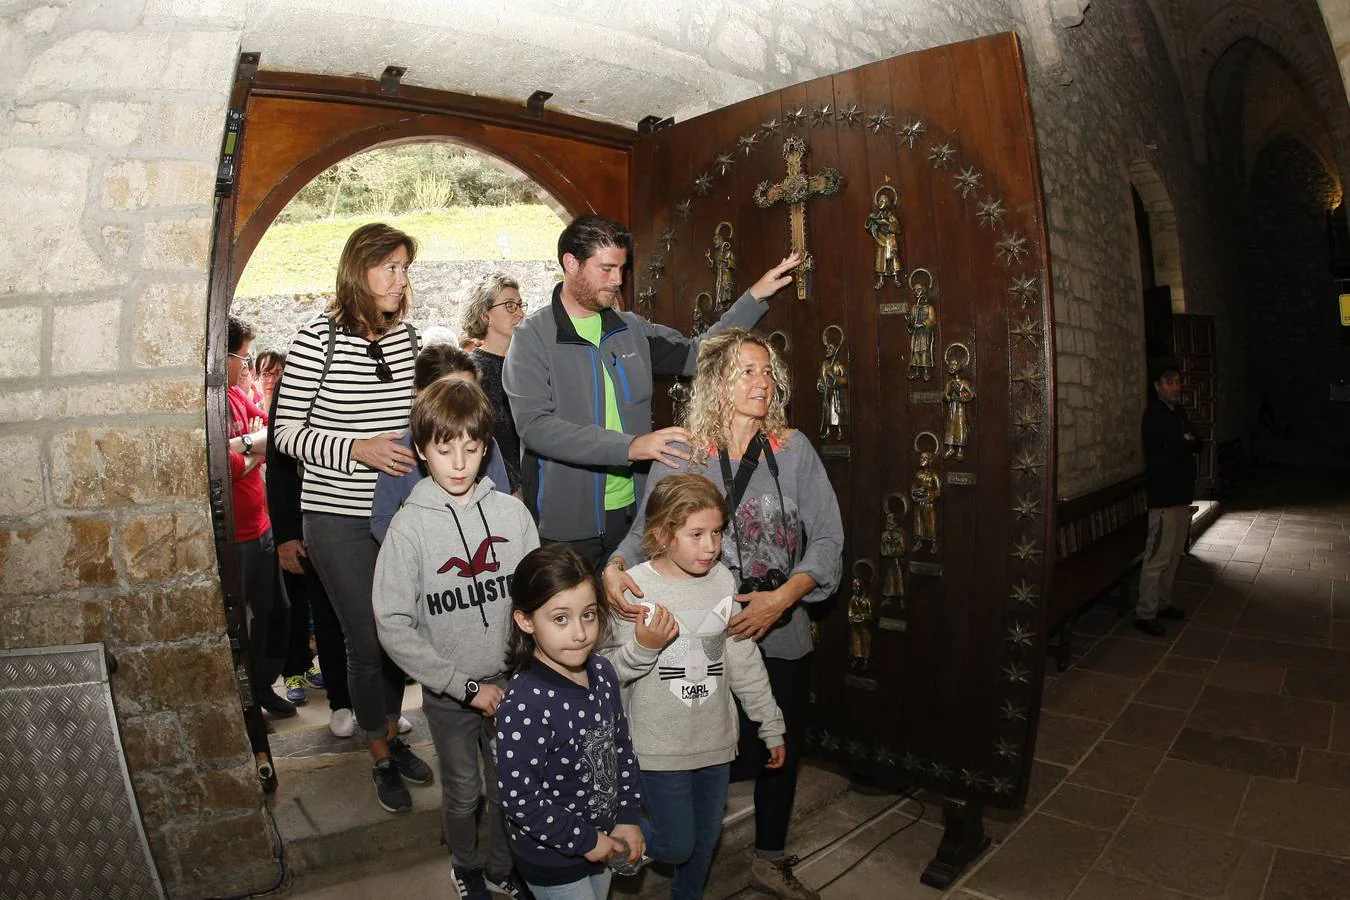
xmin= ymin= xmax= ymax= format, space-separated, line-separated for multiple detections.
xmin=718 ymin=433 xmax=787 ymax=579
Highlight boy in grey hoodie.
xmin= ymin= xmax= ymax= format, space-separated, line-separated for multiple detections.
xmin=374 ymin=377 xmax=539 ymax=900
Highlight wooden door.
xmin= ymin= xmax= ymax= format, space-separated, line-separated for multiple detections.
xmin=1171 ymin=314 xmax=1218 ymax=492
xmin=629 ymin=32 xmax=1056 ymax=816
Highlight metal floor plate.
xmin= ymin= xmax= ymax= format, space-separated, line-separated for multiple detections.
xmin=0 ymin=644 xmax=163 ymax=899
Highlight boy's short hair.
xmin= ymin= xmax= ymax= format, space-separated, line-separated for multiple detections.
xmin=410 ymin=377 xmax=495 ymax=450
xmin=640 ymin=473 xmax=728 ymax=560
xmin=415 ymin=343 xmax=480 ymax=391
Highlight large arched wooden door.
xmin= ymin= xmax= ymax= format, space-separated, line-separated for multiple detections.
xmin=203 ymin=61 xmax=634 ymax=781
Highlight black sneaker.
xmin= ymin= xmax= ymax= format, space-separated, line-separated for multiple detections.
xmin=388 ymin=736 xmax=434 ymax=785
xmin=452 ymin=865 xmax=491 ymax=900
xmin=256 ymin=690 xmax=297 ymax=718
xmin=1134 ymin=617 xmax=1166 ymax=637
xmin=486 ymin=869 xmax=535 ymax=899
xmin=1157 ymin=606 xmax=1187 ymax=620
xmin=372 ymin=757 xmax=411 ymax=813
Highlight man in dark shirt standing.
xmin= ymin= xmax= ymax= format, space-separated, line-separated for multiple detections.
xmin=1137 ymin=363 xmax=1202 ymax=636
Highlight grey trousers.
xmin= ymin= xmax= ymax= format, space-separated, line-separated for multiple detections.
xmin=303 ymin=512 xmax=405 ymax=740
xmin=1137 ymin=506 xmax=1190 ymax=620
xmin=422 ymin=686 xmax=513 ymax=878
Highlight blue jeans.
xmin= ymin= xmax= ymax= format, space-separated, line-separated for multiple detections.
xmin=524 ymin=871 xmax=612 ymax=900
xmin=640 ymin=764 xmax=730 ymax=900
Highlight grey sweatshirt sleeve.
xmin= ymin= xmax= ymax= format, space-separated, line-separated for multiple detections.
xmin=645 ymin=291 xmax=768 ymax=377
xmin=725 ymin=635 xmax=786 ymax=747
xmin=595 ymin=614 xmax=661 ymax=684
xmin=788 ymin=433 xmax=845 ymax=603
xmin=503 ymin=316 xmax=633 ymax=468
xmin=373 ymin=517 xmax=463 ymax=698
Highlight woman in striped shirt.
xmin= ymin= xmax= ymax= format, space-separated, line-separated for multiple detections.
xmin=272 ymin=223 xmax=434 ymax=814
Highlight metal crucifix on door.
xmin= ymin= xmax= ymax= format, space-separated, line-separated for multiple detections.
xmin=753 ymin=135 xmax=844 ymax=299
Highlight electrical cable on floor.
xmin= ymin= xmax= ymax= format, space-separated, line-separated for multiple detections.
xmin=810 ymin=796 xmax=926 ymax=893
xmin=206 ymin=799 xmax=291 ymax=899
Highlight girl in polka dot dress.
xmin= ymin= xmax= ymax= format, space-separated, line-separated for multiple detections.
xmin=496 ymin=545 xmax=646 ymax=900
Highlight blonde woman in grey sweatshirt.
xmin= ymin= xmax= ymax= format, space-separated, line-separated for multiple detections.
xmin=600 ymin=473 xmax=784 ymax=900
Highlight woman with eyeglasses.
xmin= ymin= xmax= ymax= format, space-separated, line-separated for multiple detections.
xmin=461 ymin=272 xmax=525 ymax=495
xmin=255 ymin=349 xmax=286 ymax=415
xmin=272 ymin=222 xmax=433 ymax=814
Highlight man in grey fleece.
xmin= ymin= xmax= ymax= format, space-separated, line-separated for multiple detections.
xmin=374 ymin=467 xmax=539 ymax=897
xmin=503 ymin=214 xmax=801 ymax=569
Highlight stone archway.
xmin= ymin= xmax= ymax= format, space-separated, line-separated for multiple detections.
xmin=1127 ymin=156 xmax=1187 ymax=310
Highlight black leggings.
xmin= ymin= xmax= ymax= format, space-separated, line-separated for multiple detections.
xmin=280 ymin=560 xmax=352 ymax=711
xmin=730 ymin=653 xmax=812 ymax=854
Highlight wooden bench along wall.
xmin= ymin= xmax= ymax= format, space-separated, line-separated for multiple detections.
xmin=1048 ymin=473 xmax=1149 ymax=670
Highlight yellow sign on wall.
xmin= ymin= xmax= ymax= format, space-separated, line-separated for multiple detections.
xmin=1342 ymin=294 xmax=1350 ymax=327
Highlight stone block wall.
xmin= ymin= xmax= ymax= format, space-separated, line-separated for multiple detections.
xmin=0 ymin=4 xmax=273 ymax=897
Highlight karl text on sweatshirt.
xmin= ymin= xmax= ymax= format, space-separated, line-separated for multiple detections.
xmin=600 ymin=561 xmax=785 ymax=772
xmin=373 ymin=476 xmax=539 ymax=700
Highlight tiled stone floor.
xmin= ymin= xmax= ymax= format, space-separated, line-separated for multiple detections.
xmin=287 ymin=470 xmax=1350 ymax=900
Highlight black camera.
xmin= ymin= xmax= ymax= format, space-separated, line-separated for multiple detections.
xmin=737 ymin=568 xmax=788 ymax=595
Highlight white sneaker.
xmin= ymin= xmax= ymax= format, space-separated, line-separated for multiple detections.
xmin=398 ymin=715 xmax=413 ymax=734
xmin=329 ymin=707 xmax=356 ymax=738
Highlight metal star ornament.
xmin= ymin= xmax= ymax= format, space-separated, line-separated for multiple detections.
xmin=997 ymin=232 xmax=1029 ymax=265
xmin=1006 ymin=622 xmax=1034 ymax=648
xmin=784 ymin=107 xmax=807 ymax=128
xmin=868 ymin=110 xmax=894 ymax=134
xmin=737 ymin=133 xmax=760 ymax=156
xmin=658 ymin=228 xmax=676 ymax=253
xmin=994 ymin=737 xmax=1021 ymax=760
xmin=1015 ymin=408 xmax=1042 ymax=436
xmin=675 ymin=199 xmax=693 ymax=222
xmin=1012 ymin=364 xmax=1042 ymax=393
xmin=954 ymin=166 xmax=983 ymax=197
xmin=1012 ymin=449 xmax=1043 ymax=477
xmin=759 ymin=118 xmax=781 ymax=137
xmin=637 ymin=286 xmax=656 ymax=314
xmin=961 ymin=769 xmax=987 ymax=789
xmin=1013 ymin=493 xmax=1041 ymax=519
xmin=693 ymin=172 xmax=713 ymax=196
xmin=1003 ymin=662 xmax=1031 ymax=684
xmin=811 ymin=104 xmax=833 ymax=128
xmin=1011 ymin=316 xmax=1043 ymax=345
xmin=838 ymin=104 xmax=863 ymax=127
xmin=902 ymin=752 xmax=923 ymax=772
xmin=930 ymin=761 xmax=952 ymax=781
xmin=898 ymin=119 xmax=925 ymax=147
xmin=1010 ymin=580 xmax=1039 ymax=605
xmin=1011 ymin=540 xmax=1042 ymax=564
xmin=928 ymin=143 xmax=955 ymax=168
xmin=1009 ymin=274 xmax=1038 ymax=306
xmin=1000 ymin=700 xmax=1028 ymax=722
xmin=976 ymin=197 xmax=1006 ymax=228
xmin=645 ymin=258 xmax=665 ymax=280
xmin=991 ymin=776 xmax=1015 ymax=795
xmin=713 ymin=153 xmax=734 ymax=177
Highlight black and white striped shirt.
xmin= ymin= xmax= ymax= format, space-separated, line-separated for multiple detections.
xmin=273 ymin=313 xmax=418 ymax=517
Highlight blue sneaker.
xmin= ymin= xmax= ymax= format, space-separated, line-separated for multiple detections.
xmin=302 ymin=666 xmax=324 ymax=689
xmin=284 ymin=675 xmax=308 ymax=704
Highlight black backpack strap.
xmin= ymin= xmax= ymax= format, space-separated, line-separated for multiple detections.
xmin=303 ymin=315 xmax=338 ymax=429
xmin=404 ymin=321 xmax=420 ymax=353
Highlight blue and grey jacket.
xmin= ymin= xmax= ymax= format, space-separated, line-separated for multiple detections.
xmin=503 ymin=281 xmax=768 ymax=542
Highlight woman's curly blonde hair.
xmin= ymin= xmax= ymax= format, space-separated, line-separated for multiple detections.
xmin=685 ymin=328 xmax=792 ymax=465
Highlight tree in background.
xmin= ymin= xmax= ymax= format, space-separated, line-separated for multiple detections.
xmin=279 ymin=143 xmax=542 ymax=223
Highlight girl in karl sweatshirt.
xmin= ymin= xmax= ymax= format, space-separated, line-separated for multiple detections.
xmin=601 ymin=473 xmax=785 ymax=900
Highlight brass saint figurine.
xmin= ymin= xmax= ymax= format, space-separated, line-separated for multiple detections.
xmin=705 ymin=222 xmax=737 ymax=311
xmin=847 ymin=560 xmax=876 ymax=672
xmin=911 ymin=432 xmax=943 ymax=554
xmin=769 ymin=330 xmax=792 ymax=418
xmin=866 ymin=184 xmax=904 ymax=289
xmin=816 ymin=325 xmax=848 ymax=441
xmin=906 ymin=268 xmax=939 ymax=381
xmin=667 ymin=378 xmax=691 ymax=424
xmin=879 ymin=493 xmax=910 ymax=611
xmin=942 ymin=342 xmax=976 ymax=461
xmin=691 ymin=292 xmax=715 ymax=337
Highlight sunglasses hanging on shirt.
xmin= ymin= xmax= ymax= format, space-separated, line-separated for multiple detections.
xmin=366 ymin=340 xmax=393 ymax=382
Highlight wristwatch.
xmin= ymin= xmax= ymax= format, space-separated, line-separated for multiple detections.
xmin=240 ymin=433 xmax=254 ymax=455
xmin=464 ymin=679 xmax=480 ymax=701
